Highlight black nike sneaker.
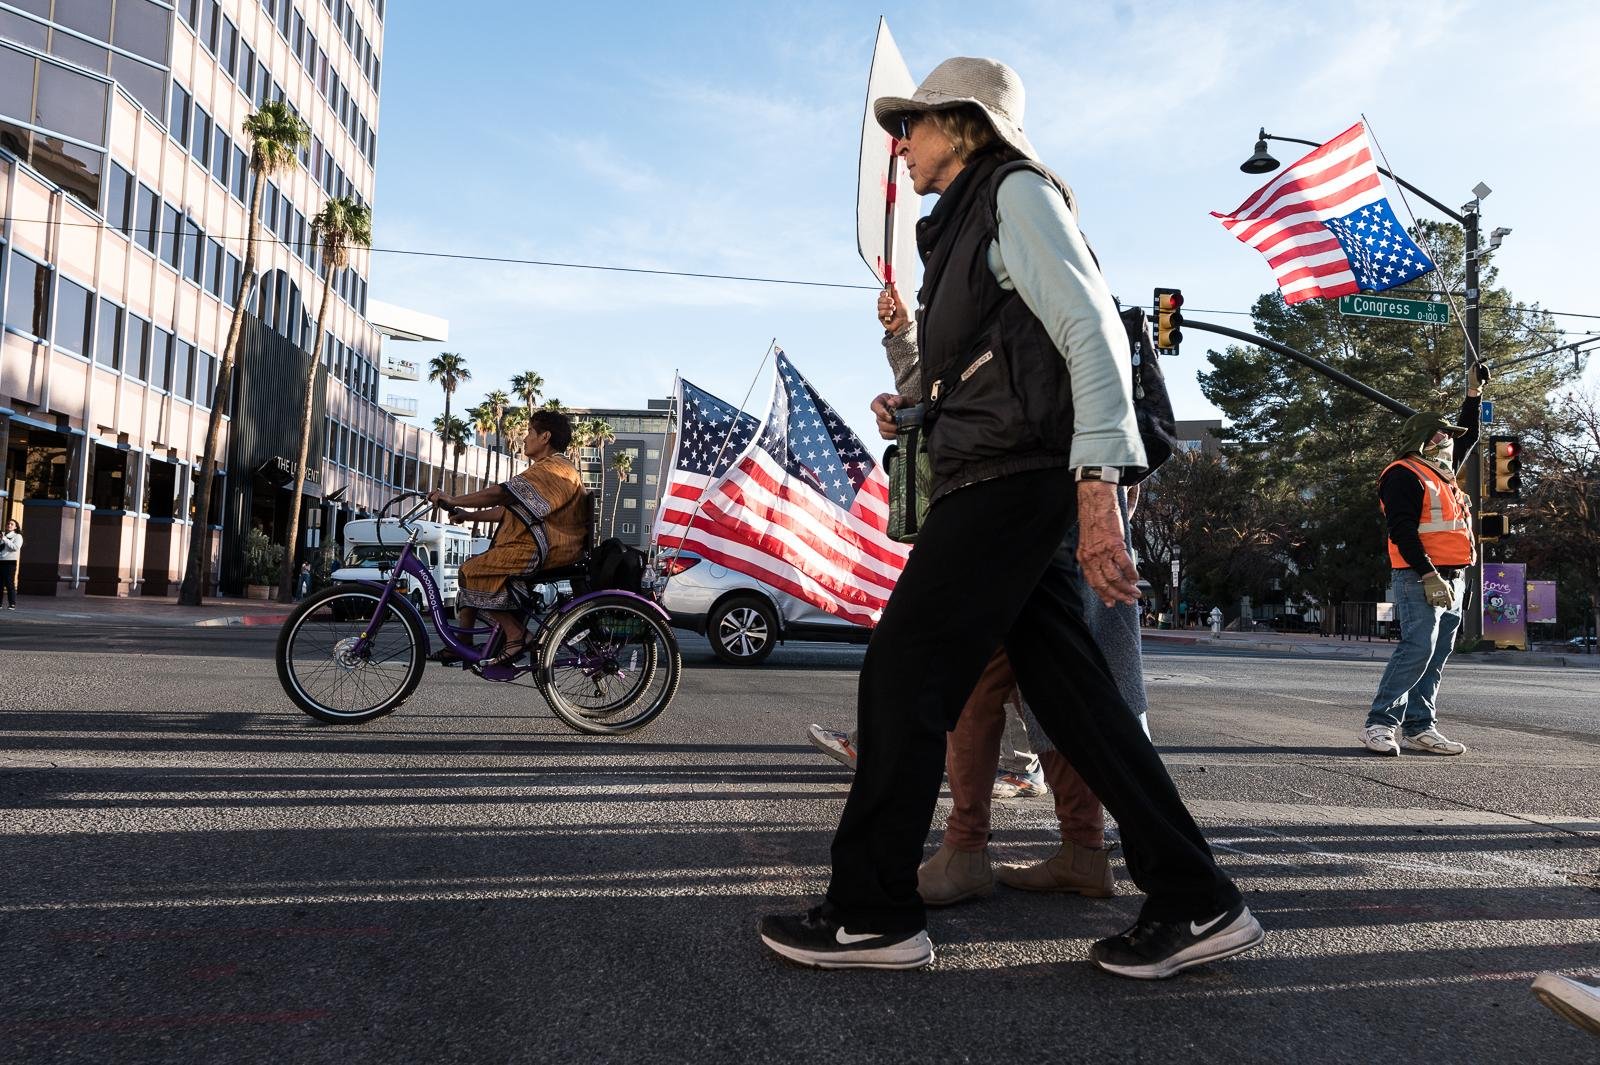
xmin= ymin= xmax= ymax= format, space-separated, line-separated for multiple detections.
xmin=1089 ymin=900 xmax=1264 ymax=979
xmin=758 ymin=906 xmax=934 ymax=970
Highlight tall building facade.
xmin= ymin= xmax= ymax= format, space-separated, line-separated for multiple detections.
xmin=568 ymin=399 xmax=672 ymax=551
xmin=0 ymin=0 xmax=493 ymax=596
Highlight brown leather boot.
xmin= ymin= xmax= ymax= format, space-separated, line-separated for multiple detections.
xmin=916 ymin=843 xmax=994 ymax=907
xmin=995 ymin=841 xmax=1115 ymax=898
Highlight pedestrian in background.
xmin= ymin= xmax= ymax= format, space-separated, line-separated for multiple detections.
xmin=0 ymin=518 xmax=21 ymax=610
xmin=1209 ymin=605 xmax=1222 ymax=636
xmin=1361 ymin=369 xmax=1485 ymax=757
xmin=295 ymin=561 xmax=313 ymax=601
xmin=758 ymin=57 xmax=1259 ymax=979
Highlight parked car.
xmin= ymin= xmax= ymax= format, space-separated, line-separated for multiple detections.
xmin=650 ymin=549 xmax=870 ymax=665
xmin=1566 ymin=635 xmax=1598 ymax=652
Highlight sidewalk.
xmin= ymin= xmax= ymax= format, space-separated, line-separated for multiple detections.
xmin=1144 ymin=625 xmax=1600 ymax=668
xmin=0 ymin=593 xmax=293 ymax=628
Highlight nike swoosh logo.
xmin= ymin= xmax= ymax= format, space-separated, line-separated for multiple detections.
xmin=835 ymin=928 xmax=880 ymax=945
xmin=1190 ymin=912 xmax=1230 ymax=937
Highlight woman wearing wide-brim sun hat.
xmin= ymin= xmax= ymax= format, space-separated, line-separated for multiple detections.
xmin=758 ymin=56 xmax=1263 ymax=978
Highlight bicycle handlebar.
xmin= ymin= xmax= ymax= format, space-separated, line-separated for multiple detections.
xmin=376 ymin=491 xmax=441 ymax=547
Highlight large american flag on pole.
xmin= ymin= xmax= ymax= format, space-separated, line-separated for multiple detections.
xmin=660 ymin=352 xmax=908 ymax=627
xmin=1212 ymin=121 xmax=1435 ymax=304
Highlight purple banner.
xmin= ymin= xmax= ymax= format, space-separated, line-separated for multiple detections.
xmin=1482 ymin=563 xmax=1528 ymax=650
xmin=1526 ymin=580 xmax=1558 ymax=625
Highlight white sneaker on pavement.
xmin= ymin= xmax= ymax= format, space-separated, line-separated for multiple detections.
xmin=1402 ymin=728 xmax=1467 ymax=755
xmin=992 ymin=759 xmax=1048 ymax=799
xmin=806 ymin=725 xmax=857 ymax=769
xmin=1361 ymin=724 xmax=1400 ymax=756
xmin=1532 ymin=972 xmax=1600 ymax=1038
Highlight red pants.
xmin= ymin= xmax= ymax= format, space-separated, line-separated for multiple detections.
xmin=941 ymin=650 xmax=1105 ymax=852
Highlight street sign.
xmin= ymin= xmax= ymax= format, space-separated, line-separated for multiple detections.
xmin=1481 ymin=400 xmax=1493 ymax=425
xmin=1170 ymin=560 xmax=1180 ymax=583
xmin=1337 ymin=294 xmax=1450 ymax=325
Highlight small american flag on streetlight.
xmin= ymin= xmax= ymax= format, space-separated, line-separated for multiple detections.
xmin=1212 ymin=121 xmax=1435 ymax=304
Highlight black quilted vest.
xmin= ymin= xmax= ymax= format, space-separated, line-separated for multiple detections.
xmin=915 ymin=152 xmax=1076 ymax=502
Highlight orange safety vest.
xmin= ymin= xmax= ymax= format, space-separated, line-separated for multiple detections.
xmin=1379 ymin=456 xmax=1474 ymax=568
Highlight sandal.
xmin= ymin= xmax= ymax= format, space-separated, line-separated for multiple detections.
xmin=482 ymin=639 xmax=531 ymax=668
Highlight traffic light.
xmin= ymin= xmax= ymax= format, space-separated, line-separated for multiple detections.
xmin=1489 ymin=436 xmax=1522 ymax=498
xmin=1154 ymin=288 xmax=1183 ymax=353
xmin=1480 ymin=512 xmax=1510 ymax=541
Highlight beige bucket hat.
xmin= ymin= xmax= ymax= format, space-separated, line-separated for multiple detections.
xmin=873 ymin=57 xmax=1038 ymax=161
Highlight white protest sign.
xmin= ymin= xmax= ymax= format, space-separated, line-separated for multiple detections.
xmin=855 ymin=18 xmax=919 ymax=293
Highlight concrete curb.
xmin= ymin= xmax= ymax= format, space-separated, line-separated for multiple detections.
xmin=1142 ymin=633 xmax=1600 ymax=668
xmin=192 ymin=614 xmax=291 ymax=628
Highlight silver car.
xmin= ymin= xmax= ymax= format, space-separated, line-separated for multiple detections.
xmin=650 ymin=549 xmax=870 ymax=664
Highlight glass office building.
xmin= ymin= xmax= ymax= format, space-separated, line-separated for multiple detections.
xmin=0 ymin=0 xmax=491 ymax=596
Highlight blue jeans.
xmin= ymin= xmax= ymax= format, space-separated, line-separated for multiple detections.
xmin=1367 ymin=569 xmax=1465 ymax=735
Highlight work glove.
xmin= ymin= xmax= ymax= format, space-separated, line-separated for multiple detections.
xmin=1422 ymin=571 xmax=1455 ymax=609
xmin=1474 ymin=362 xmax=1492 ymax=386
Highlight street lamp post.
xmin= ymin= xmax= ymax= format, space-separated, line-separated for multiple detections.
xmin=1241 ymin=130 xmax=1490 ymax=644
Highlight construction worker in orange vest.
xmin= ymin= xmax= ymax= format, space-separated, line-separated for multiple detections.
xmin=1362 ymin=365 xmax=1488 ymax=756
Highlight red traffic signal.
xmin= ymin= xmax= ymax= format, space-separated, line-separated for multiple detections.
xmin=1490 ymin=436 xmax=1522 ymax=498
xmin=1154 ymin=287 xmax=1183 ymax=352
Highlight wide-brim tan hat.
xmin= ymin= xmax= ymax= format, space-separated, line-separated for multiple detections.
xmin=873 ymin=56 xmax=1038 ymax=162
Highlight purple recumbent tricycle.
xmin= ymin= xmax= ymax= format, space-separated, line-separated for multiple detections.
xmin=274 ymin=492 xmax=680 ymax=734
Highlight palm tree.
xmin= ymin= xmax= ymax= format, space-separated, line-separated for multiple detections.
xmin=579 ymin=418 xmax=614 ymax=543
xmin=427 ymin=352 xmax=471 ymax=492
xmin=510 ymin=372 xmax=543 ymax=415
xmin=469 ymin=401 xmax=498 ymax=485
xmin=541 ymin=398 xmax=564 ymax=413
xmin=502 ymin=406 xmax=529 ymax=471
xmin=279 ymin=196 xmax=372 ymax=601
xmin=608 ymin=450 xmax=634 ymax=538
xmin=431 ymin=414 xmax=471 ymax=491
xmin=179 ymin=100 xmax=309 ymax=605
xmin=484 ymin=389 xmax=510 ymax=482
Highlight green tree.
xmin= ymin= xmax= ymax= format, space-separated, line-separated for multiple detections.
xmin=179 ymin=100 xmax=309 ymax=605
xmin=469 ymin=401 xmax=498 ymax=485
xmin=1193 ymin=221 xmax=1576 ymax=606
xmin=542 ymin=397 xmax=565 ymax=413
xmin=608 ymin=450 xmax=634 ymax=537
xmin=484 ymin=389 xmax=511 ymax=482
xmin=428 ymin=352 xmax=471 ymax=492
xmin=279 ymin=196 xmax=372 ymax=601
xmin=1510 ymin=387 xmax=1600 ymax=643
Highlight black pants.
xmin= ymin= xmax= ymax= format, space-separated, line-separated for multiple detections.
xmin=0 ymin=560 xmax=16 ymax=607
xmin=825 ymin=468 xmax=1240 ymax=934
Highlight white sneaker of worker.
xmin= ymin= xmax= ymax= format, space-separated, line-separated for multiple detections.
xmin=806 ymin=724 xmax=857 ymax=769
xmin=1402 ymin=728 xmax=1467 ymax=756
xmin=1361 ymin=724 xmax=1400 ymax=756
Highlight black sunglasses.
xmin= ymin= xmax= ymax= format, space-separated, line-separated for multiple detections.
xmin=896 ymin=113 xmax=923 ymax=140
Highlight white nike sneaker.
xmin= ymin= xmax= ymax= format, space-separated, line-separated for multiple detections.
xmin=1402 ymin=728 xmax=1467 ymax=755
xmin=758 ymin=906 xmax=934 ymax=970
xmin=1361 ymin=724 xmax=1400 ymax=756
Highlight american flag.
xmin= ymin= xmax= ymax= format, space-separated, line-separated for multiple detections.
xmin=670 ymin=352 xmax=909 ymax=627
xmin=652 ymin=377 xmax=761 ymax=551
xmin=1212 ymin=122 xmax=1435 ymax=305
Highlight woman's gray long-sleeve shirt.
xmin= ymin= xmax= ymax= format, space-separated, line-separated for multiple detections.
xmin=884 ymin=169 xmax=1145 ymax=472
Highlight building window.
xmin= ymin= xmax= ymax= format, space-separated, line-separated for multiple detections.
xmin=223 ymin=253 xmax=240 ymax=308
xmin=23 ymin=428 xmax=73 ymax=501
xmin=622 ymin=498 xmax=638 ymax=510
xmin=4 ymin=252 xmax=50 ymax=339
xmin=159 ymin=203 xmax=181 ymax=268
xmin=95 ymin=298 xmax=122 ymax=369
xmin=197 ymin=351 xmax=217 ymax=408
xmin=144 ymin=458 xmax=176 ymax=519
xmin=621 ymin=523 xmax=637 ymax=535
xmin=169 ymin=82 xmax=190 ymax=142
xmin=90 ymin=444 xmax=133 ymax=511
xmin=124 ymin=314 xmax=149 ymax=381
xmin=183 ymin=217 xmax=203 ymax=284
xmin=190 ymin=103 xmax=211 ymax=167
xmin=106 ymin=162 xmax=133 ymax=234
xmin=172 ymin=339 xmax=194 ymax=400
xmin=230 ymin=145 xmax=248 ymax=200
xmin=203 ymin=238 xmax=223 ymax=296
xmin=53 ymin=274 xmax=93 ymax=357
xmin=211 ymin=127 xmax=230 ymax=185
xmin=149 ymin=325 xmax=172 ymax=391
xmin=134 ymin=183 xmax=159 ymax=253
xmin=0 ymin=44 xmax=108 ymax=209
xmin=646 ymin=449 xmax=661 ymax=460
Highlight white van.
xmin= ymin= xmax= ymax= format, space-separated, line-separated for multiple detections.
xmin=332 ymin=518 xmax=481 ymax=613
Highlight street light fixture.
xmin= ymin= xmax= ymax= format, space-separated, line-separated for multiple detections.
xmin=1239 ymin=127 xmax=1494 ymax=644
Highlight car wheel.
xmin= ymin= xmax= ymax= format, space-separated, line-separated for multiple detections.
xmin=708 ymin=596 xmax=778 ymax=665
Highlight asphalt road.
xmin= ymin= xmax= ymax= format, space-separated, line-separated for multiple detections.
xmin=2 ymin=622 xmax=1597 ymax=1064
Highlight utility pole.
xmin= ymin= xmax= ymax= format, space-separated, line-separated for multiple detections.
xmin=1461 ymin=201 xmax=1484 ymax=645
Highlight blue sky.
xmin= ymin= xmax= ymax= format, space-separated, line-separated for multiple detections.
xmin=369 ymin=0 xmax=1600 ymax=449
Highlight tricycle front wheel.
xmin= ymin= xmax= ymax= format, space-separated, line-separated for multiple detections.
xmin=276 ymin=585 xmax=426 ymax=724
